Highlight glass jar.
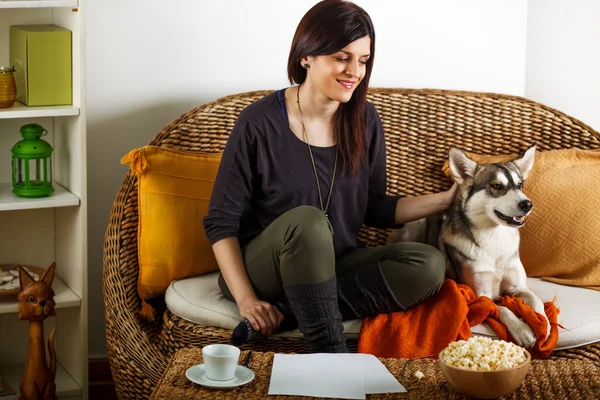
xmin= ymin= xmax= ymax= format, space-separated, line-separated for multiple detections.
xmin=0 ymin=66 xmax=17 ymax=109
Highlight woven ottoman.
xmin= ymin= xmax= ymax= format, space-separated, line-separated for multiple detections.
xmin=150 ymin=348 xmax=600 ymax=399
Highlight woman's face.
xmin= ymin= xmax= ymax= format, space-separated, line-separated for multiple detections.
xmin=303 ymin=36 xmax=371 ymax=104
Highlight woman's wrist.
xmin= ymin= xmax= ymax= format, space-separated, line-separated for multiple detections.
xmin=395 ymin=186 xmax=455 ymax=224
xmin=237 ymin=294 xmax=258 ymax=307
xmin=444 ymin=183 xmax=458 ymax=209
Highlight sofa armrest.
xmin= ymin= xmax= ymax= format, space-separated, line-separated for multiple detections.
xmin=103 ymin=171 xmax=169 ymax=399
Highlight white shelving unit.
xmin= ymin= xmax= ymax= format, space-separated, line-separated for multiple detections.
xmin=0 ymin=277 xmax=81 ymax=314
xmin=0 ymin=182 xmax=80 ymax=211
xmin=1 ymin=364 xmax=80 ymax=400
xmin=0 ymin=102 xmax=80 ymax=119
xmin=0 ymin=1 xmax=87 ymax=399
xmin=0 ymin=1 xmax=78 ymax=9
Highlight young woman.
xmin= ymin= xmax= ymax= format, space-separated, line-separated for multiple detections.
xmin=203 ymin=0 xmax=456 ymax=353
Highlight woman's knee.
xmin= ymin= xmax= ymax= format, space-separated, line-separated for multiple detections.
xmin=418 ymin=244 xmax=446 ymax=289
xmin=278 ymin=206 xmax=335 ymax=284
xmin=281 ymin=206 xmax=332 ymax=243
xmin=379 ymin=243 xmax=446 ymax=306
xmin=386 ymin=242 xmax=445 ymax=281
xmin=414 ymin=243 xmax=446 ymax=288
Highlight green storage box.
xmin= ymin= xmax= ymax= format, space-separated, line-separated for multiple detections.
xmin=9 ymin=25 xmax=72 ymax=106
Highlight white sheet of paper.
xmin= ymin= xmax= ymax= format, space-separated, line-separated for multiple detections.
xmin=267 ymin=353 xmax=406 ymax=399
xmin=268 ymin=353 xmax=366 ymax=399
xmin=361 ymin=354 xmax=407 ymax=394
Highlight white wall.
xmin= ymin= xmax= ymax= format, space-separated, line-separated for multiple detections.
xmin=86 ymin=0 xmax=528 ymax=358
xmin=526 ymin=0 xmax=600 ymax=132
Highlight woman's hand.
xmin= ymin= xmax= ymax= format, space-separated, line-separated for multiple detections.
xmin=395 ymin=182 xmax=459 ymax=224
xmin=238 ymin=296 xmax=284 ymax=336
xmin=212 ymin=237 xmax=284 ymax=336
xmin=445 ymin=182 xmax=458 ymax=208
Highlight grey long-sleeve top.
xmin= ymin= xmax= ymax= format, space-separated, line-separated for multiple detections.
xmin=203 ymin=89 xmax=401 ymax=256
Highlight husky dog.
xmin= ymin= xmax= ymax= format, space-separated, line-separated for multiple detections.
xmin=389 ymin=145 xmax=550 ymax=348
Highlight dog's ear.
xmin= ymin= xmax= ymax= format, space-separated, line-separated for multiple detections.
xmin=448 ymin=147 xmax=478 ymax=184
xmin=512 ymin=144 xmax=536 ymax=180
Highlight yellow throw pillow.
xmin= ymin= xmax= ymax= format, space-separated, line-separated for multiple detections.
xmin=121 ymin=146 xmax=222 ymax=320
xmin=442 ymin=148 xmax=600 ymax=291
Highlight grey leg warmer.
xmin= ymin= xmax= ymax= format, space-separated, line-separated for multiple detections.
xmin=284 ymin=276 xmax=349 ymax=353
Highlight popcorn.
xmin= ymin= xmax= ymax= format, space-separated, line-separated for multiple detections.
xmin=415 ymin=370 xmax=424 ymax=380
xmin=440 ymin=337 xmax=527 ymax=371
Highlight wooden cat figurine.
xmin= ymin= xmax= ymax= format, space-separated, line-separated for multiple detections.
xmin=17 ymin=262 xmax=57 ymax=400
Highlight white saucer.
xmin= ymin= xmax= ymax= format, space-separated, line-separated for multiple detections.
xmin=185 ymin=364 xmax=255 ymax=389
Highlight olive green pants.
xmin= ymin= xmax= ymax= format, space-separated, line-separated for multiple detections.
xmin=218 ymin=206 xmax=445 ymax=319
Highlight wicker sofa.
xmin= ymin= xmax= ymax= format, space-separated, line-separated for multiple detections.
xmin=103 ymin=88 xmax=600 ymax=399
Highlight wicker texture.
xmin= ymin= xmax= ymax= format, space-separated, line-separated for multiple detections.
xmin=104 ymin=88 xmax=600 ymax=399
xmin=150 ymin=348 xmax=600 ymax=400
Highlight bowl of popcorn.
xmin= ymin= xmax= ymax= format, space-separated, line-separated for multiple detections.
xmin=438 ymin=336 xmax=531 ymax=399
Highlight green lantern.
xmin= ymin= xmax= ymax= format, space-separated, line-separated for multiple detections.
xmin=11 ymin=123 xmax=54 ymax=198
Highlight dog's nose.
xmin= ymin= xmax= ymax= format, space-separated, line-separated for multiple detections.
xmin=519 ymin=200 xmax=532 ymax=212
xmin=39 ymin=300 xmax=46 ymax=307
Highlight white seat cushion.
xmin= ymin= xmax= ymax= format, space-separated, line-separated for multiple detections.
xmin=164 ymin=272 xmax=362 ymax=340
xmin=165 ymin=274 xmax=600 ymax=350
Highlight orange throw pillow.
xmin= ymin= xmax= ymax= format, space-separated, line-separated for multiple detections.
xmin=442 ymin=148 xmax=600 ymax=291
xmin=121 ymin=146 xmax=222 ymax=320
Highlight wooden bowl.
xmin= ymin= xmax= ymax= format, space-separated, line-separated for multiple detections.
xmin=438 ymin=347 xmax=531 ymax=399
xmin=0 ymin=264 xmax=47 ymax=298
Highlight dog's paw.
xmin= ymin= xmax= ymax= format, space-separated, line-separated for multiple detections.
xmin=508 ymin=319 xmax=537 ymax=348
xmin=544 ymin=316 xmax=551 ymax=341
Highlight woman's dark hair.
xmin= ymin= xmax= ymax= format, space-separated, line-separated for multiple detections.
xmin=287 ymin=0 xmax=375 ymax=176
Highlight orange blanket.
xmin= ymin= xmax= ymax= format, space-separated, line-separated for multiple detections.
xmin=357 ymin=279 xmax=559 ymax=359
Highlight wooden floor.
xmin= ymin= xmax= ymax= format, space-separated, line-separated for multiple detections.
xmin=89 ymin=358 xmax=118 ymax=400
xmin=89 ymin=384 xmax=118 ymax=400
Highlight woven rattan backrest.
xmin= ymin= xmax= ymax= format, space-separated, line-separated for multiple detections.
xmin=144 ymin=88 xmax=600 ymax=246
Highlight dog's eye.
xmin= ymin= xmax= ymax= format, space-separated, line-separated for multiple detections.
xmin=517 ymin=182 xmax=523 ymax=190
xmin=491 ymin=183 xmax=502 ymax=190
xmin=28 ymin=296 xmax=36 ymax=303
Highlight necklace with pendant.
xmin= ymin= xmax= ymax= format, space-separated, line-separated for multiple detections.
xmin=296 ymin=84 xmax=339 ymax=225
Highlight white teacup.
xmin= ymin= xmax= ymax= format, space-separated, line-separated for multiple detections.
xmin=202 ymin=344 xmax=241 ymax=381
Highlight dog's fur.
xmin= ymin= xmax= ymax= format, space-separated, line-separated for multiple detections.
xmin=388 ymin=145 xmax=550 ymax=348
